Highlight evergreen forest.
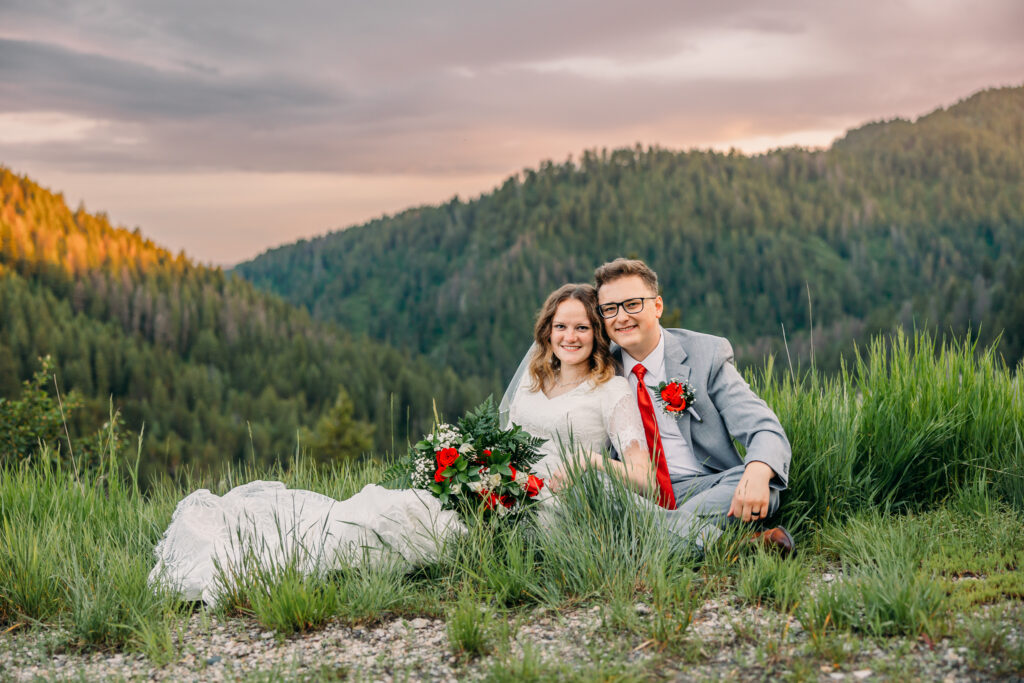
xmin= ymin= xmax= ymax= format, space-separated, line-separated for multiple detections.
xmin=0 ymin=170 xmax=489 ymax=479
xmin=2 ymin=84 xmax=1023 ymax=476
xmin=236 ymin=85 xmax=1024 ymax=385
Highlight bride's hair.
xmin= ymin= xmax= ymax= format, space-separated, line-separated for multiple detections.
xmin=528 ymin=283 xmax=616 ymax=391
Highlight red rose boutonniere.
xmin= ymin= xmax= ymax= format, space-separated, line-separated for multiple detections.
xmin=654 ymin=379 xmax=702 ymax=422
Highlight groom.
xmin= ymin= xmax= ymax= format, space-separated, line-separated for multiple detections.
xmin=594 ymin=258 xmax=794 ymax=553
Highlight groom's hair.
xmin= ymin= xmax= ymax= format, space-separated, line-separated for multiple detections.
xmin=528 ymin=283 xmax=616 ymax=391
xmin=594 ymin=258 xmax=659 ymax=295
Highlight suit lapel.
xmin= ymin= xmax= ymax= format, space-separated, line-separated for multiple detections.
xmin=660 ymin=331 xmax=693 ymax=446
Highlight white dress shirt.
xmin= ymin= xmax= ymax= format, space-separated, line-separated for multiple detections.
xmin=621 ymin=328 xmax=703 ymax=478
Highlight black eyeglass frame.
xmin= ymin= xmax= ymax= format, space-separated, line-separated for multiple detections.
xmin=597 ymin=296 xmax=658 ymax=319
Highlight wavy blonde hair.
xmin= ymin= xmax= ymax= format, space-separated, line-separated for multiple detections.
xmin=528 ymin=283 xmax=616 ymax=392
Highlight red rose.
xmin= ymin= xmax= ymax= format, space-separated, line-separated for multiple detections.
xmin=434 ymin=467 xmax=447 ymax=483
xmin=483 ymin=492 xmax=500 ymax=510
xmin=509 ymin=466 xmax=518 ymax=481
xmin=499 ymin=495 xmax=514 ymax=509
xmin=526 ymin=475 xmax=544 ymax=497
xmin=661 ymin=384 xmax=686 ymax=412
xmin=436 ymin=447 xmax=459 ymax=468
xmin=482 ymin=449 xmax=492 ymax=458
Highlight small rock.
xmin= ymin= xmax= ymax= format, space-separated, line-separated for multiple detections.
xmin=853 ymin=670 xmax=872 ymax=679
xmin=830 ymin=673 xmax=846 ymax=680
xmin=821 ymin=665 xmax=835 ymax=673
xmin=206 ymin=655 xmax=222 ymax=665
xmin=410 ymin=618 xmax=430 ymax=629
xmin=822 ymin=572 xmax=836 ymax=583
xmin=635 ymin=603 xmax=651 ymax=616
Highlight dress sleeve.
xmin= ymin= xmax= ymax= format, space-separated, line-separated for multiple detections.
xmin=601 ymin=377 xmax=647 ymax=455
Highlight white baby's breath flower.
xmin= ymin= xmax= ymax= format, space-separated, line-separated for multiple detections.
xmin=468 ymin=481 xmax=485 ymax=493
xmin=488 ymin=473 xmax=501 ymax=489
xmin=450 ymin=482 xmax=462 ymax=495
xmin=459 ymin=442 xmax=474 ymax=455
xmin=429 ymin=423 xmax=461 ymax=449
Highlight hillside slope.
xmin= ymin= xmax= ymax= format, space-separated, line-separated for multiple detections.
xmin=235 ymin=85 xmax=1024 ymax=377
xmin=0 ymin=169 xmax=488 ymax=476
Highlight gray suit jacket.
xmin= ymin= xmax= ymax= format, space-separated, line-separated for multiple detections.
xmin=613 ymin=327 xmax=791 ymax=491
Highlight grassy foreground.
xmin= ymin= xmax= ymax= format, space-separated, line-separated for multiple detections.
xmin=1 ymin=331 xmax=1022 ymax=680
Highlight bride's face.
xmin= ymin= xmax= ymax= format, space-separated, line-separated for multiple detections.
xmin=549 ymin=298 xmax=595 ymax=370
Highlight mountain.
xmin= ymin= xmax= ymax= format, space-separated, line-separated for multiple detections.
xmin=234 ymin=85 xmax=1024 ymax=381
xmin=0 ymin=169 xmax=489 ymax=478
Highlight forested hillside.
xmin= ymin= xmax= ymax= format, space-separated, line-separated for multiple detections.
xmin=0 ymin=170 xmax=489 ymax=478
xmin=235 ymin=85 xmax=1024 ymax=381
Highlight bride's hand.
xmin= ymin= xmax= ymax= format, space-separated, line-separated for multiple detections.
xmin=548 ymin=465 xmax=569 ymax=492
xmin=548 ymin=452 xmax=599 ymax=492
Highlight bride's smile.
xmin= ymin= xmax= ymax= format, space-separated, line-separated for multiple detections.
xmin=549 ymin=298 xmax=594 ymax=370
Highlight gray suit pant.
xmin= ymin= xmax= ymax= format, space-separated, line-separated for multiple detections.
xmin=664 ymin=465 xmax=781 ymax=552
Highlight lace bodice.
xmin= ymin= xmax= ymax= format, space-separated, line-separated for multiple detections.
xmin=508 ymin=375 xmax=646 ymax=477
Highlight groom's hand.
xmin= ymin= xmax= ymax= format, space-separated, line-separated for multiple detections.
xmin=727 ymin=461 xmax=774 ymax=523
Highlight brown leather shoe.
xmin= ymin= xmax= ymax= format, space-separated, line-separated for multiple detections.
xmin=746 ymin=526 xmax=795 ymax=557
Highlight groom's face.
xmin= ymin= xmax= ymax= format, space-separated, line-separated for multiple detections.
xmin=598 ymin=275 xmax=663 ymax=361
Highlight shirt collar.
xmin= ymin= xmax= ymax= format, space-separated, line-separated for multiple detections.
xmin=621 ymin=327 xmax=666 ymax=382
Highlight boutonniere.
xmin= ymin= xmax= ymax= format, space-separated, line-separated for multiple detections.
xmin=654 ymin=379 xmax=702 ymax=422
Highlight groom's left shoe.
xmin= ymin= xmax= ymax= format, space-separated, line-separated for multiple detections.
xmin=746 ymin=526 xmax=794 ymax=557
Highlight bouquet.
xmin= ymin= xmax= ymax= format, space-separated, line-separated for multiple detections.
xmin=382 ymin=398 xmax=547 ymax=518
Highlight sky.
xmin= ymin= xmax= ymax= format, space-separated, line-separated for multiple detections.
xmin=2 ymin=1 xmax=1022 ymax=266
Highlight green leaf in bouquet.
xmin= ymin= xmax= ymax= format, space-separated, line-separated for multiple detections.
xmin=429 ymin=483 xmax=442 ymax=495
xmin=378 ymin=455 xmax=414 ymax=489
xmin=439 ymin=491 xmax=449 ymax=506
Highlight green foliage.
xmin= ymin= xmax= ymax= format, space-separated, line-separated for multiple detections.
xmin=761 ymin=329 xmax=1024 ymax=528
xmin=736 ymin=549 xmax=808 ymax=612
xmin=0 ymin=168 xmax=489 ymax=476
xmin=0 ymin=355 xmax=80 ymax=464
xmin=0 ymin=511 xmax=64 ymax=623
xmin=235 ymin=86 xmax=1024 ymax=382
xmin=958 ymin=605 xmax=1024 ymax=677
xmin=458 ymin=395 xmax=547 ymax=472
xmin=301 ymin=386 xmax=374 ymax=463
xmin=447 ymin=592 xmax=497 ymax=658
xmin=247 ymin=569 xmax=338 ymax=636
xmin=803 ymin=562 xmax=948 ymax=638
xmin=1 ymin=365 xmax=1022 ymax=681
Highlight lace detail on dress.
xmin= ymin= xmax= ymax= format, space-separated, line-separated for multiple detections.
xmin=603 ymin=387 xmax=646 ymax=455
xmin=507 ymin=375 xmax=648 ymax=476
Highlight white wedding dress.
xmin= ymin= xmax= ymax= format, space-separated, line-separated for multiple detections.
xmin=507 ymin=375 xmax=646 ymax=479
xmin=149 ymin=377 xmax=646 ymax=604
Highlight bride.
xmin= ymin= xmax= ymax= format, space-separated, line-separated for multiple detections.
xmin=150 ymin=284 xmax=663 ymax=604
xmin=502 ymin=283 xmax=657 ymax=494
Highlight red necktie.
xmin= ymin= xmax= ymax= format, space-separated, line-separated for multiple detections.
xmin=632 ymin=364 xmax=677 ymax=510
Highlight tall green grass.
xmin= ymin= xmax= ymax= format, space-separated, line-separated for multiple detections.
xmin=0 ymin=329 xmax=1020 ymax=660
xmin=756 ymin=329 xmax=1024 ymax=529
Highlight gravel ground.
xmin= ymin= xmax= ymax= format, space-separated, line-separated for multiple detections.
xmin=2 ymin=596 xmax=1020 ymax=682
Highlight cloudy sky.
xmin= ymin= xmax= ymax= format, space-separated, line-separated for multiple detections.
xmin=2 ymin=1 xmax=1022 ymax=265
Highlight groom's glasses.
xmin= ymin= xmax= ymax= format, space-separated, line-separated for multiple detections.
xmin=598 ymin=297 xmax=658 ymax=319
